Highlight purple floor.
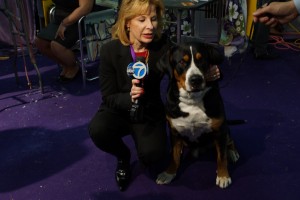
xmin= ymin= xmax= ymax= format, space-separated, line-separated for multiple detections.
xmin=1 ymin=46 xmax=300 ymax=200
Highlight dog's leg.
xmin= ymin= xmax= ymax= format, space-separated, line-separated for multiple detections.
xmin=215 ymin=139 xmax=232 ymax=188
xmin=156 ymin=137 xmax=184 ymax=185
xmin=227 ymin=135 xmax=239 ymax=163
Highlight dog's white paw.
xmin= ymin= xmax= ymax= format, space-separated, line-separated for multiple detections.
xmin=228 ymin=150 xmax=240 ymax=163
xmin=216 ymin=176 xmax=232 ymax=188
xmin=156 ymin=172 xmax=176 ymax=185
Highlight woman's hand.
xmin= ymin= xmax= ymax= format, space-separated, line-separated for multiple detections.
xmin=55 ymin=22 xmax=67 ymax=40
xmin=130 ymin=79 xmax=144 ymax=102
xmin=253 ymin=1 xmax=299 ymax=27
xmin=205 ymin=65 xmax=221 ymax=81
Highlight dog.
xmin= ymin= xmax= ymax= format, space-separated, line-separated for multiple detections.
xmin=156 ymin=41 xmax=239 ymax=189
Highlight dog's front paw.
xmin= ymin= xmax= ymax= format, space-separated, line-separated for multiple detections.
xmin=156 ymin=172 xmax=176 ymax=185
xmin=216 ymin=176 xmax=232 ymax=188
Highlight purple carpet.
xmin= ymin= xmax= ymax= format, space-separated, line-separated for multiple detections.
xmin=1 ymin=46 xmax=300 ymax=200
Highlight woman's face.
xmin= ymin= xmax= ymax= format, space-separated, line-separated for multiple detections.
xmin=127 ymin=4 xmax=158 ymax=48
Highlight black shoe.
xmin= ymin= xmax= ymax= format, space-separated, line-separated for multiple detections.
xmin=115 ymin=159 xmax=131 ymax=191
xmin=59 ymin=68 xmax=81 ymax=83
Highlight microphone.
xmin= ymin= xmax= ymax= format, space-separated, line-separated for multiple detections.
xmin=127 ymin=56 xmax=148 ymax=122
xmin=127 ymin=57 xmax=147 ymax=81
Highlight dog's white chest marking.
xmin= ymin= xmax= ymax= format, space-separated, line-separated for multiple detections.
xmin=170 ymin=88 xmax=212 ymax=142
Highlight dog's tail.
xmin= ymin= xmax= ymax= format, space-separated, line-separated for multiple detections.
xmin=227 ymin=119 xmax=247 ymax=125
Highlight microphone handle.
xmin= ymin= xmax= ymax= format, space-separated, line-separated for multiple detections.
xmin=135 ymin=78 xmax=144 ymax=104
xmin=133 ymin=56 xmax=145 ymax=106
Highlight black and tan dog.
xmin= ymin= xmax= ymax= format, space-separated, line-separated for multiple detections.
xmin=156 ymin=41 xmax=239 ymax=188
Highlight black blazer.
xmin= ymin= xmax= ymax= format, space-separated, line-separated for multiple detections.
xmin=98 ymin=34 xmax=171 ymax=121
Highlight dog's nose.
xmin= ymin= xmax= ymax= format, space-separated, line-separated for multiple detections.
xmin=189 ymin=75 xmax=203 ymax=88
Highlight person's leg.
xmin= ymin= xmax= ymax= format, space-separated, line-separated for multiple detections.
xmin=51 ymin=22 xmax=80 ymax=79
xmin=132 ymin=119 xmax=168 ymax=167
xmin=89 ymin=109 xmax=132 ymax=191
xmin=35 ymin=36 xmax=78 ymax=78
xmin=35 ymin=37 xmax=61 ymax=63
xmin=51 ymin=41 xmax=78 ymax=78
xmin=35 ymin=37 xmax=69 ymax=77
xmin=89 ymin=109 xmax=131 ymax=161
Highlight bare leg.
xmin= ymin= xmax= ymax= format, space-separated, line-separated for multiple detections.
xmin=51 ymin=41 xmax=79 ymax=79
xmin=35 ymin=38 xmax=79 ymax=78
xmin=35 ymin=38 xmax=67 ymax=76
xmin=35 ymin=38 xmax=58 ymax=61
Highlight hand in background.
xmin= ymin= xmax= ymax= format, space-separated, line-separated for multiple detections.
xmin=253 ymin=1 xmax=299 ymax=27
xmin=205 ymin=65 xmax=221 ymax=81
xmin=55 ymin=23 xmax=67 ymax=40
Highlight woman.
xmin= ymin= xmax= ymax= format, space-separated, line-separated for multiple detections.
xmin=35 ymin=0 xmax=94 ymax=82
xmin=89 ymin=0 xmax=221 ymax=191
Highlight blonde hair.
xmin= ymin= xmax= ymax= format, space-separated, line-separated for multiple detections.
xmin=111 ymin=0 xmax=165 ymax=46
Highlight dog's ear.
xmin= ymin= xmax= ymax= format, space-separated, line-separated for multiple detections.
xmin=206 ymin=45 xmax=224 ymax=65
xmin=157 ymin=45 xmax=177 ymax=78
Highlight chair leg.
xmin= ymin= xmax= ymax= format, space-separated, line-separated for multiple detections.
xmin=79 ymin=58 xmax=87 ymax=88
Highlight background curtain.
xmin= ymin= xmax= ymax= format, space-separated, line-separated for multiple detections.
xmin=219 ymin=0 xmax=248 ymax=58
xmin=0 ymin=0 xmax=36 ymax=47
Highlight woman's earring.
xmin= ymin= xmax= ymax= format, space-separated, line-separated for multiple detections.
xmin=127 ymin=27 xmax=130 ymax=32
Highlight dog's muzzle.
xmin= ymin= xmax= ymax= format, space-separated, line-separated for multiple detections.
xmin=188 ymin=74 xmax=205 ymax=92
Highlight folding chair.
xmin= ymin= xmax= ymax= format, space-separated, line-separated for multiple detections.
xmin=78 ymin=8 xmax=117 ymax=88
xmin=48 ymin=7 xmax=117 ymax=88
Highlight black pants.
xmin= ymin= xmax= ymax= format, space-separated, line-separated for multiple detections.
xmin=89 ymin=108 xmax=168 ymax=166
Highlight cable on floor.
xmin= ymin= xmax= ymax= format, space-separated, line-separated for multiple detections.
xmin=269 ymin=22 xmax=300 ymax=52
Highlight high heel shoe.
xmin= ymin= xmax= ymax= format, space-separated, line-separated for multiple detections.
xmin=59 ymin=60 xmax=81 ymax=83
xmin=115 ymin=159 xmax=131 ymax=191
xmin=59 ymin=68 xmax=81 ymax=83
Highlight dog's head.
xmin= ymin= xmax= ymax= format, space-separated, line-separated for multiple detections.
xmin=158 ymin=42 xmax=224 ymax=92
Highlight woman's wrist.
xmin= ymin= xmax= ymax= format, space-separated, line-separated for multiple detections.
xmin=60 ymin=20 xmax=67 ymax=28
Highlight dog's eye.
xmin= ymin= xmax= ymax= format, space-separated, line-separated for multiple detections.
xmin=183 ymin=54 xmax=189 ymax=62
xmin=179 ymin=60 xmax=187 ymax=67
xmin=178 ymin=54 xmax=190 ymax=67
xmin=195 ymin=52 xmax=202 ymax=60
